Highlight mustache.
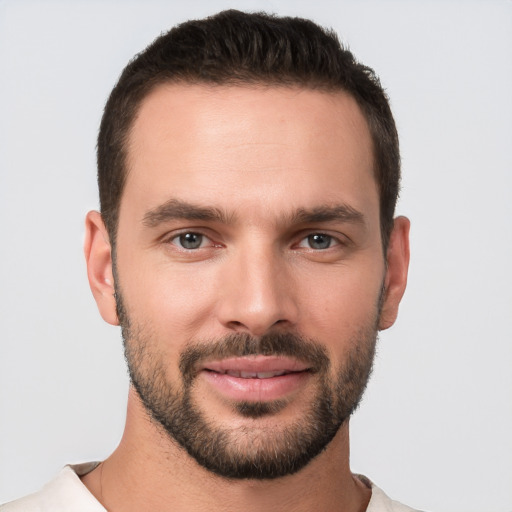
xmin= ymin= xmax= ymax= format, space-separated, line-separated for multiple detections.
xmin=179 ymin=332 xmax=330 ymax=382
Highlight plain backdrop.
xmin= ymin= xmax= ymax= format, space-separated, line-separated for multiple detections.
xmin=0 ymin=1 xmax=511 ymax=510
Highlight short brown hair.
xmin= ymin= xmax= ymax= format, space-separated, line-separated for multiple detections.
xmin=97 ymin=9 xmax=400 ymax=250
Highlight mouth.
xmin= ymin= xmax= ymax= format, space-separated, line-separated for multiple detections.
xmin=206 ymin=369 xmax=301 ymax=379
xmin=199 ymin=356 xmax=312 ymax=402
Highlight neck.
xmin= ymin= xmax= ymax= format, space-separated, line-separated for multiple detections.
xmin=81 ymin=388 xmax=371 ymax=512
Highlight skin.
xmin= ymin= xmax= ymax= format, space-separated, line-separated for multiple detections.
xmin=83 ymin=84 xmax=410 ymax=512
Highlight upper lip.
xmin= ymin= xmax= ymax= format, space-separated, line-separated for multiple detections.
xmin=202 ymin=356 xmax=310 ymax=375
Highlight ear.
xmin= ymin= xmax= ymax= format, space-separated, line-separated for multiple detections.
xmin=378 ymin=216 xmax=410 ymax=330
xmin=84 ymin=210 xmax=119 ymax=326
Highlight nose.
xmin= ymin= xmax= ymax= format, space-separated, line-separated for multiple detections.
xmin=216 ymin=244 xmax=299 ymax=336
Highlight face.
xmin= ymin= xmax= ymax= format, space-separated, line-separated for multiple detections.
xmin=90 ymin=84 xmax=407 ymax=479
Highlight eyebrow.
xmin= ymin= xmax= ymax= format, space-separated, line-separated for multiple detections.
xmin=142 ymin=198 xmax=232 ymax=227
xmin=290 ymin=204 xmax=365 ymax=225
xmin=142 ymin=198 xmax=365 ymax=229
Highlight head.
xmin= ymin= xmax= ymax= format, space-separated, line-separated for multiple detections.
xmin=97 ymin=9 xmax=400 ymax=253
xmin=86 ymin=10 xmax=409 ymax=481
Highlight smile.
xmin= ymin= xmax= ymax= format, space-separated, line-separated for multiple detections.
xmin=202 ymin=355 xmax=310 ymax=374
xmin=199 ymin=356 xmax=312 ymax=402
xmin=207 ymin=369 xmax=299 ymax=379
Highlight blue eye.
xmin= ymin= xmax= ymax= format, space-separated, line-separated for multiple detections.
xmin=297 ymin=233 xmax=340 ymax=250
xmin=173 ymin=232 xmax=205 ymax=249
xmin=307 ymin=234 xmax=333 ymax=249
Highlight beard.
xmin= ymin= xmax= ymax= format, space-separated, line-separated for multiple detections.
xmin=116 ymin=290 xmax=379 ymax=480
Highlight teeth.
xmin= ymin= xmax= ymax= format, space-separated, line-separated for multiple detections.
xmin=256 ymin=371 xmax=287 ymax=378
xmin=223 ymin=370 xmax=289 ymax=379
xmin=240 ymin=371 xmax=258 ymax=378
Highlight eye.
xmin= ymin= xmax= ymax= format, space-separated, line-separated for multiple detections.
xmin=171 ymin=232 xmax=209 ymax=250
xmin=298 ymin=233 xmax=338 ymax=250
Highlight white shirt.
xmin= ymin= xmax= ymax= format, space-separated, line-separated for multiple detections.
xmin=0 ymin=463 xmax=422 ymax=511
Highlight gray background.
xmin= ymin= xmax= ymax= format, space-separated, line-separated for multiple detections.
xmin=1 ymin=1 xmax=511 ymax=510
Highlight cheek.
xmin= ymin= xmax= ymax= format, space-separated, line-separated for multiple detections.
xmin=118 ymin=257 xmax=220 ymax=336
xmin=118 ymin=263 xmax=222 ymax=384
xmin=295 ymin=260 xmax=384 ymax=341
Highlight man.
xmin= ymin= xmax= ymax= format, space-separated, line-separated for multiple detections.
xmin=1 ymin=9 xmax=413 ymax=511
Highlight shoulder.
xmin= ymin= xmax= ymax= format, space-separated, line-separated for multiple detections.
xmin=357 ymin=475 xmax=425 ymax=512
xmin=0 ymin=463 xmax=104 ymax=512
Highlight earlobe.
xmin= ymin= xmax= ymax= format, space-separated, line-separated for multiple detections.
xmin=378 ymin=216 xmax=410 ymax=331
xmin=84 ymin=210 xmax=119 ymax=326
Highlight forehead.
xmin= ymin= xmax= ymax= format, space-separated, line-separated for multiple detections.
xmin=122 ymin=84 xmax=377 ymax=223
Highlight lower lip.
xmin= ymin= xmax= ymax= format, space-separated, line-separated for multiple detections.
xmin=200 ymin=370 xmax=311 ymax=402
